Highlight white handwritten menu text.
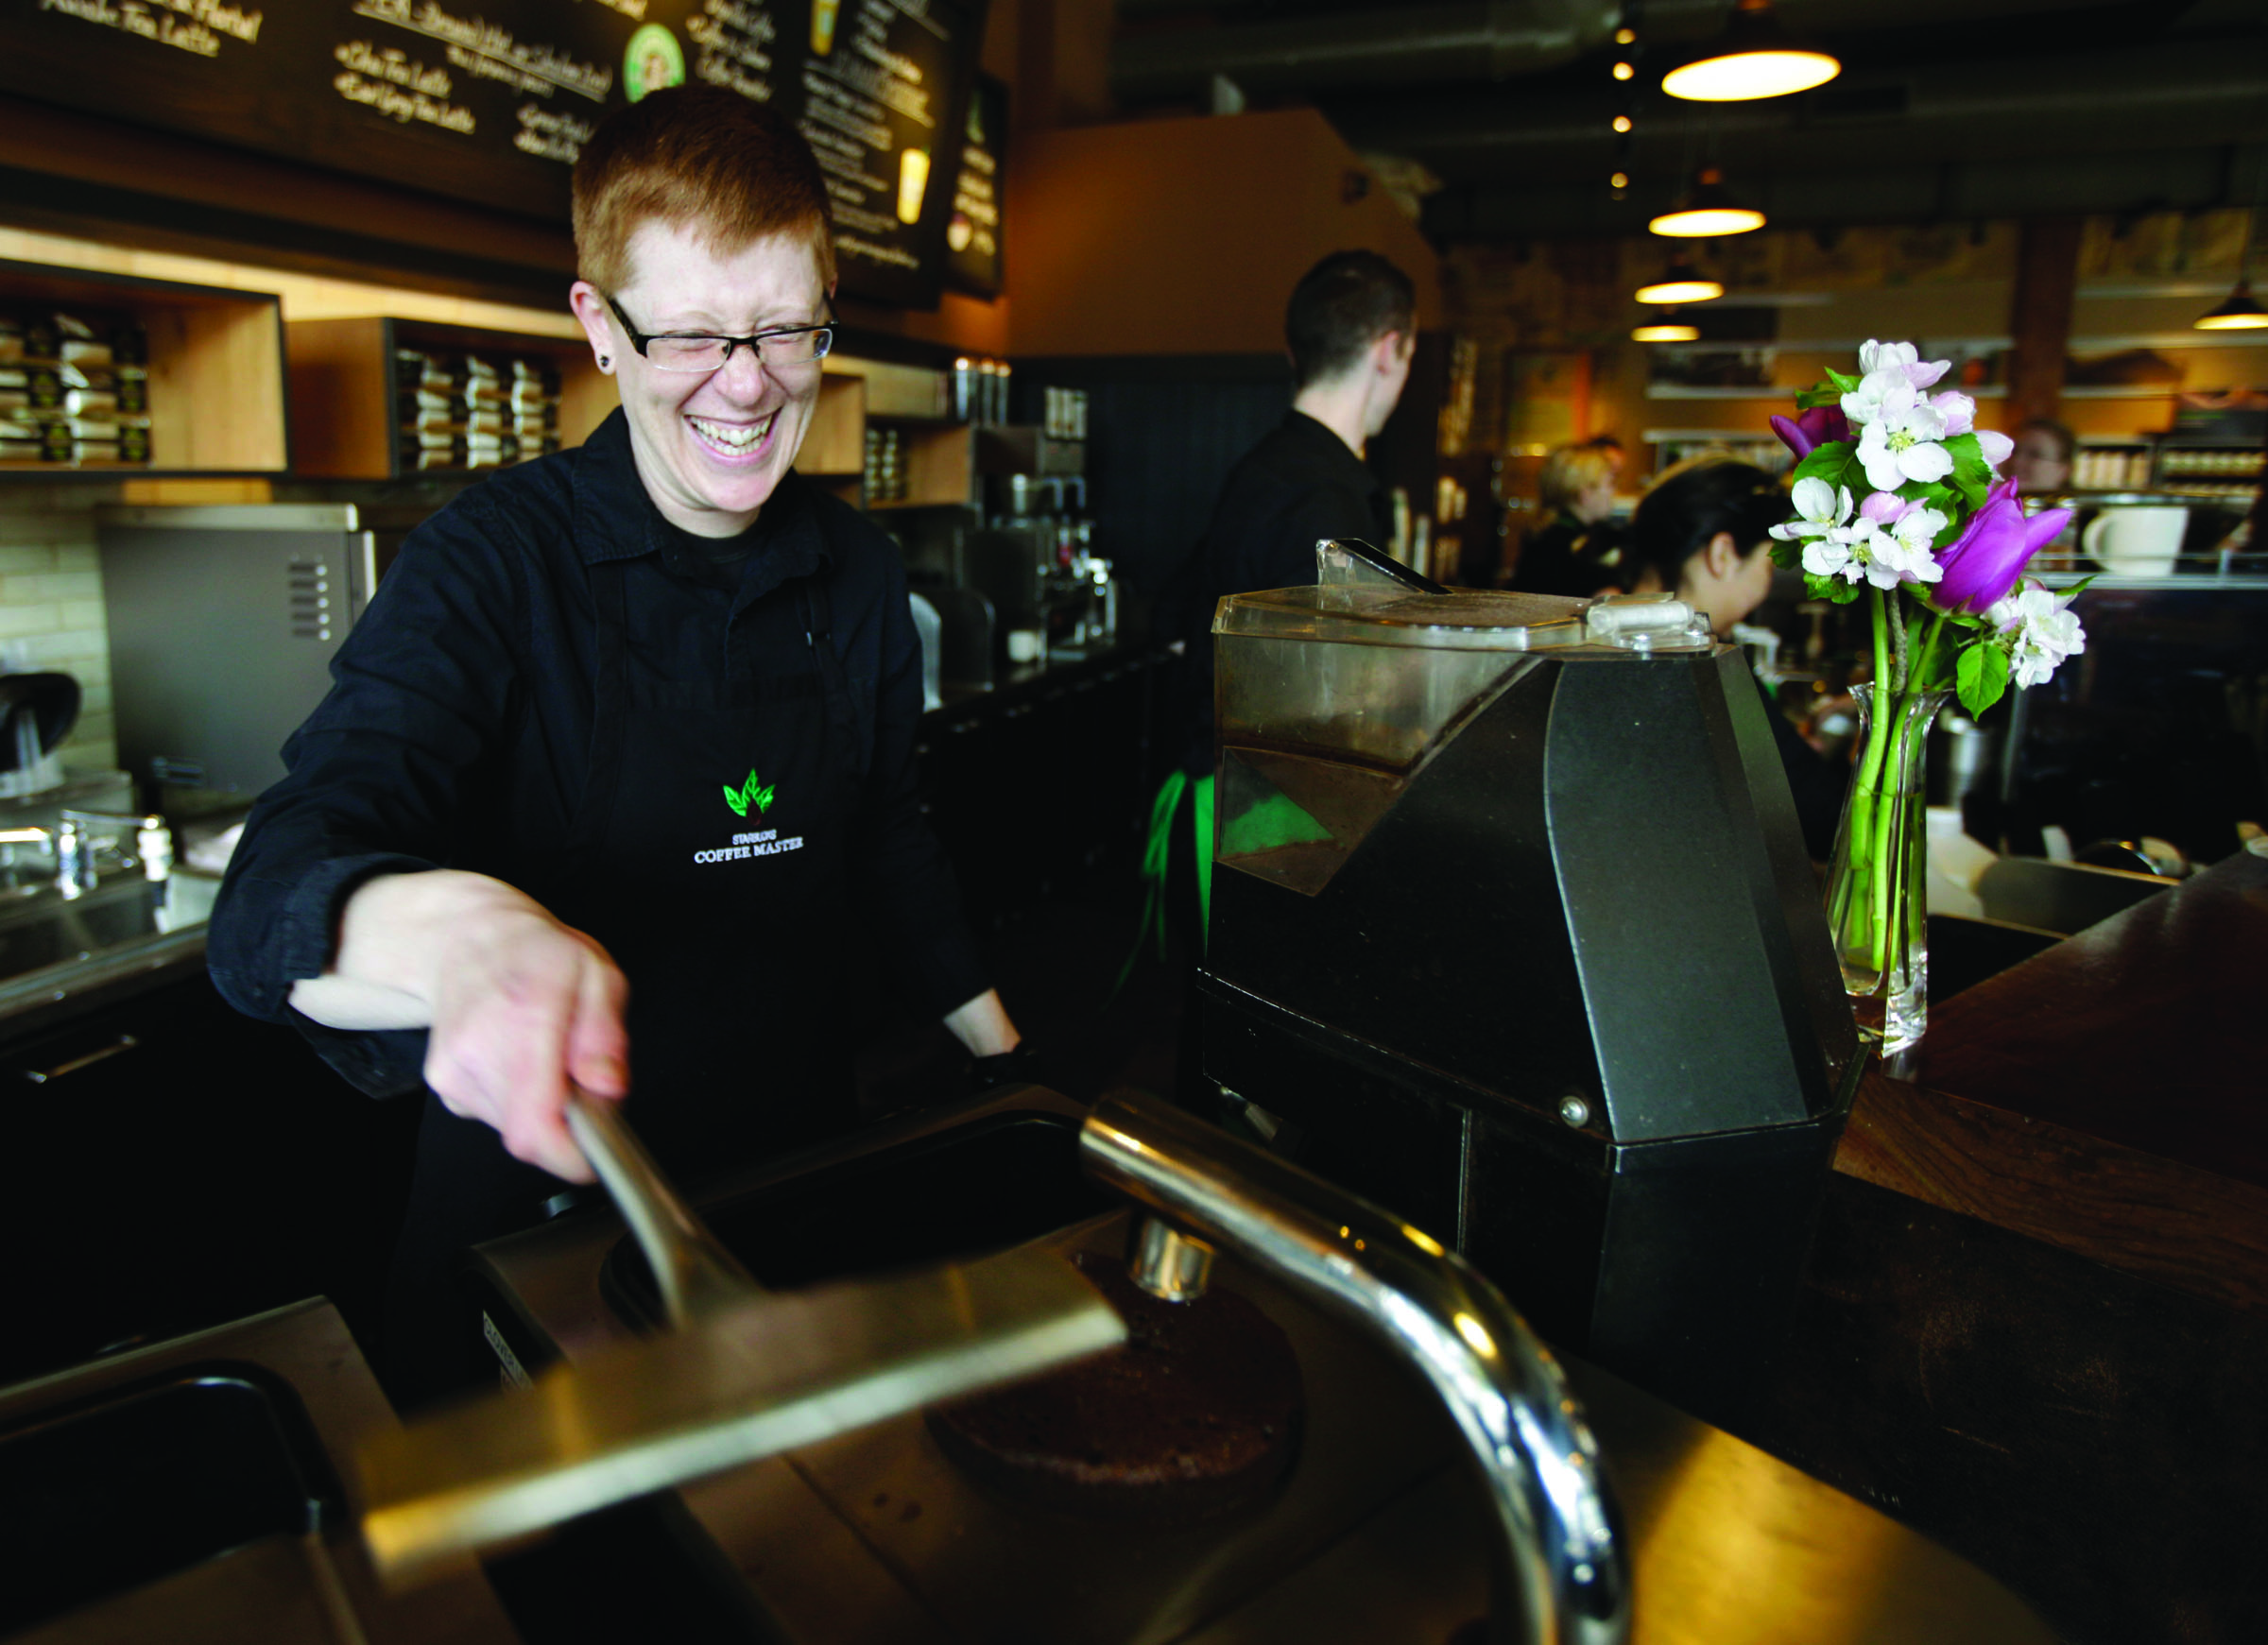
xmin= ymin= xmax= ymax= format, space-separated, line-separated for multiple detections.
xmin=1 ymin=0 xmax=987 ymax=305
xmin=942 ymin=70 xmax=1002 ymax=299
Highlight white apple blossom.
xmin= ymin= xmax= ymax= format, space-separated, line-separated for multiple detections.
xmin=1930 ymin=390 xmax=1978 ymax=437
xmin=1857 ymin=338 xmax=1950 ymax=391
xmin=1977 ymin=429 xmax=2015 ymax=468
xmin=1986 ymin=580 xmax=2088 ymax=687
xmin=1838 ymin=368 xmax=1910 ymax=429
xmin=1770 ymin=476 xmax=1851 ymax=544
xmin=1887 ymin=503 xmax=1950 ymax=557
xmin=1856 ymin=395 xmax=1954 ymax=491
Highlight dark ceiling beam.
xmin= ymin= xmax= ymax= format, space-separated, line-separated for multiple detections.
xmin=1425 ymin=140 xmax=2268 ymax=240
xmin=1111 ymin=0 xmax=1620 ymax=97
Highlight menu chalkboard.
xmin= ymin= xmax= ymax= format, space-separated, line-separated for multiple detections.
xmin=942 ymin=71 xmax=1003 ymax=300
xmin=0 ymin=0 xmax=985 ymax=306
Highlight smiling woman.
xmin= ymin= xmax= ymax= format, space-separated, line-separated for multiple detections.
xmin=206 ymin=85 xmax=1022 ymax=1410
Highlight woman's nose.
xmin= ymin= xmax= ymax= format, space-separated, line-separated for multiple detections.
xmin=712 ymin=341 xmax=773 ymax=400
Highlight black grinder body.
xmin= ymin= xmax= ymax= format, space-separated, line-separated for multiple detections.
xmin=1200 ymin=643 xmax=1857 ymax=1425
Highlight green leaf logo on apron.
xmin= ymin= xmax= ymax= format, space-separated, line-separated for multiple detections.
xmin=723 ymin=769 xmax=777 ymax=818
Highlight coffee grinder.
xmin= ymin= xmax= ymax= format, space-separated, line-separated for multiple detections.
xmin=1196 ymin=542 xmax=1857 ymax=1425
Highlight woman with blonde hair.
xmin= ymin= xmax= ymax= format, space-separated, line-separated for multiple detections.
xmin=1513 ymin=440 xmax=1623 ymax=595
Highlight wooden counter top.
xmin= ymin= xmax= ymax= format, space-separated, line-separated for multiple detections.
xmin=1831 ymin=848 xmax=2268 ymax=1315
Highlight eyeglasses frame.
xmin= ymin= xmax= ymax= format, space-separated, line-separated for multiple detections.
xmin=603 ymin=292 xmax=837 ymax=372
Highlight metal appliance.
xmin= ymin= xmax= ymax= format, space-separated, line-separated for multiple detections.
xmin=964 ymin=471 xmax=1117 ymax=668
xmin=464 ymin=1086 xmax=2052 ymax=1644
xmin=1195 ymin=543 xmax=1858 ymax=1426
xmin=95 ymin=505 xmax=377 ymax=806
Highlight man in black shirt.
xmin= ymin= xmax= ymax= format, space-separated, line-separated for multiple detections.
xmin=1156 ymin=251 xmax=1417 ymax=934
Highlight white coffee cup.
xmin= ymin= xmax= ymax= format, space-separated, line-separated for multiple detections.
xmin=2082 ymin=505 xmax=2187 ymax=575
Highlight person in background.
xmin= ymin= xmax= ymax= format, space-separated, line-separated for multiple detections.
xmin=208 ymin=88 xmax=1019 ymax=1404
xmin=2010 ymin=419 xmax=2075 ymax=495
xmin=1512 ymin=441 xmax=1624 ymax=596
xmin=1152 ymin=249 xmax=1417 ymax=942
xmin=1622 ymin=455 xmax=1847 ymax=858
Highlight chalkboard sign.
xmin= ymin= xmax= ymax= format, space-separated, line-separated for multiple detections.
xmin=0 ymin=0 xmax=985 ymax=307
xmin=941 ymin=71 xmax=1003 ymax=300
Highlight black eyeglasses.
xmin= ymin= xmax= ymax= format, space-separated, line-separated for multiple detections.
xmin=604 ymin=293 xmax=835 ymax=373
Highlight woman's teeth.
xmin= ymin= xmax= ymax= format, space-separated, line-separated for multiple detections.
xmin=689 ymin=413 xmax=773 ymax=454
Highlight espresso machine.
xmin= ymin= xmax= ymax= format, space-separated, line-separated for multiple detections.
xmin=1196 ymin=542 xmax=1857 ymax=1426
xmin=963 ymin=471 xmax=1116 ymax=667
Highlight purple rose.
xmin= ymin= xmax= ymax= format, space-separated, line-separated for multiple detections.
xmin=1770 ymin=403 xmax=1851 ymax=460
xmin=1934 ymin=478 xmax=2071 ymax=613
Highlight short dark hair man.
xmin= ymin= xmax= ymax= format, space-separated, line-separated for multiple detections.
xmin=1194 ymin=249 xmax=1417 ymax=619
xmin=1149 ymin=249 xmax=1418 ymax=955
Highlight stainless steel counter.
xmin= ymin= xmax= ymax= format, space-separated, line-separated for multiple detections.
xmin=470 ymin=1089 xmax=2057 ymax=1645
xmin=0 ymin=1299 xmax=518 ymax=1645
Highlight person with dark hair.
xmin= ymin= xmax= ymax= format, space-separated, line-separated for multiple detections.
xmin=1625 ymin=455 xmax=1847 ymax=857
xmin=1152 ymin=248 xmax=1418 ymax=941
xmin=208 ymin=86 xmax=1018 ymax=1402
xmin=2010 ymin=419 xmax=2075 ymax=495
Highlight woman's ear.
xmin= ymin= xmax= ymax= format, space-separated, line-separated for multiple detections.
xmin=1701 ymin=530 xmax=1741 ymax=580
xmin=568 ymin=283 xmax=615 ymax=372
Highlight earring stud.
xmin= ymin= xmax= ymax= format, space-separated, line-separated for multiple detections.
xmin=598 ymin=354 xmax=612 ymax=370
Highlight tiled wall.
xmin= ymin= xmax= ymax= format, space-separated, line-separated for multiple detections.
xmin=0 ymin=481 xmax=123 ymax=774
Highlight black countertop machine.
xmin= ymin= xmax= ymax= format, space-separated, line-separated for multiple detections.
xmin=1196 ymin=543 xmax=1858 ymax=1426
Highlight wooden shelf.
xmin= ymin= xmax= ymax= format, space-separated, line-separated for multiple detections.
xmin=284 ymin=317 xmax=614 ymax=480
xmin=0 ymin=257 xmax=287 ymax=477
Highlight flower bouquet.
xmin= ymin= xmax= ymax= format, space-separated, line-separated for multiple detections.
xmin=1767 ymin=341 xmax=2086 ymax=1056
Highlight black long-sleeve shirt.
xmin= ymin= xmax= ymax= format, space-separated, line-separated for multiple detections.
xmin=208 ymin=410 xmax=988 ymax=1095
xmin=1163 ymin=409 xmax=1388 ymax=774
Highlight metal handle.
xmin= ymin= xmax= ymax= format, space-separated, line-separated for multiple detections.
xmin=565 ymin=1090 xmax=758 ymax=1328
xmin=21 ymin=1034 xmax=140 ymax=1085
xmin=1080 ymin=1090 xmax=1629 ymax=1645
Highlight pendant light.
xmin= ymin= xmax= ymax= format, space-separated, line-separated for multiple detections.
xmin=1649 ymin=167 xmax=1766 ymax=237
xmin=2195 ymin=282 xmax=2268 ymax=331
xmin=1661 ymin=0 xmax=1840 ymax=102
xmin=2195 ymin=211 xmax=2268 ymax=330
xmin=1635 ymin=256 xmax=1726 ymax=305
xmin=1633 ymin=313 xmax=1702 ymax=343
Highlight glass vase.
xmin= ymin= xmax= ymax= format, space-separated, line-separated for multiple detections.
xmin=1823 ymin=683 xmax=1949 ymax=1058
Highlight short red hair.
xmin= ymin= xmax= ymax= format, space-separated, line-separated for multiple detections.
xmin=573 ymin=86 xmax=835 ymax=294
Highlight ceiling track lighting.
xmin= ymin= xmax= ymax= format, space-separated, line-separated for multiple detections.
xmin=1635 ymin=256 xmax=1725 ymax=305
xmin=1661 ymin=0 xmax=1840 ymax=102
xmin=1648 ymin=166 xmax=1766 ymax=237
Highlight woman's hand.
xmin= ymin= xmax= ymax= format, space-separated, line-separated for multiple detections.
xmin=291 ymin=870 xmax=629 ymax=1181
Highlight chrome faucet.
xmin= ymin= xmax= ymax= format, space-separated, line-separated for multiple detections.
xmin=1082 ymin=1090 xmax=1630 ymax=1645
xmin=0 ymin=812 xmax=171 ymax=900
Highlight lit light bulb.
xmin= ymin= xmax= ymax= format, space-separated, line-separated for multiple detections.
xmin=1612 ymin=114 xmax=1633 ymax=133
xmin=1610 ymin=171 xmax=1630 ymax=190
xmin=1648 ymin=167 xmax=1766 ymax=236
xmin=1663 ymin=48 xmax=1840 ymax=100
xmin=1633 ymin=320 xmax=1702 ymax=342
xmin=1612 ymin=60 xmax=1635 ymax=80
xmin=1615 ymin=26 xmax=1636 ymax=44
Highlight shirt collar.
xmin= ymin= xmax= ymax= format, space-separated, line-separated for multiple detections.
xmin=570 ymin=409 xmax=833 ymax=603
xmin=1282 ymin=409 xmax=1380 ymax=494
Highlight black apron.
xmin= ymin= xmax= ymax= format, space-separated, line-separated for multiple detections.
xmin=384 ymin=553 xmax=863 ymax=1404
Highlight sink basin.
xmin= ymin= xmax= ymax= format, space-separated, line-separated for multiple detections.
xmin=0 ymin=872 xmax=167 ymax=983
xmin=0 ymin=1369 xmax=335 ymax=1637
xmin=598 ymin=1109 xmax=1118 ymax=1328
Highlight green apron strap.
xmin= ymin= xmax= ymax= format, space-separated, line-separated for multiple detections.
xmin=1193 ymin=772 xmax=1215 ymax=950
xmin=1112 ymin=768 xmax=1188 ymax=996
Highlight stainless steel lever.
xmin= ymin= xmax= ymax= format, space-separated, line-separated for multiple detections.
xmin=1082 ymin=1089 xmax=1629 ymax=1645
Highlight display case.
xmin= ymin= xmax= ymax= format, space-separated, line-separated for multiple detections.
xmin=1 ymin=257 xmax=287 ymax=477
xmin=284 ymin=316 xmax=618 ymax=480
